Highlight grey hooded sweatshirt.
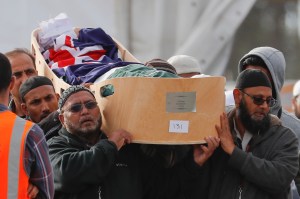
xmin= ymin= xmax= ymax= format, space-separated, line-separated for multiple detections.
xmin=238 ymin=47 xmax=300 ymax=144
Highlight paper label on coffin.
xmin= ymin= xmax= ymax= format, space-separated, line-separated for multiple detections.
xmin=169 ymin=120 xmax=189 ymax=133
xmin=91 ymin=77 xmax=225 ymax=144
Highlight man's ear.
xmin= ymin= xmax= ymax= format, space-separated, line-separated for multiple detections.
xmin=233 ymin=88 xmax=242 ymax=108
xmin=21 ymin=103 xmax=29 ymax=116
xmin=55 ymin=93 xmax=60 ymax=101
xmin=58 ymin=113 xmax=65 ymax=127
xmin=9 ymin=76 xmax=15 ymax=92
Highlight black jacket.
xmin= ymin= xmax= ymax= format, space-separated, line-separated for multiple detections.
xmin=208 ymin=110 xmax=299 ymax=199
xmin=48 ymin=128 xmax=211 ymax=199
xmin=38 ymin=110 xmax=61 ymax=140
xmin=140 ymin=144 xmax=211 ymax=199
xmin=47 ymin=128 xmax=143 ymax=199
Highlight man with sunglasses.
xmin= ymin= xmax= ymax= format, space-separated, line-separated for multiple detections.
xmin=226 ymin=46 xmax=300 ymax=198
xmin=47 ymin=85 xmax=219 ymax=198
xmin=226 ymin=47 xmax=300 ymax=144
xmin=47 ymin=85 xmax=142 ymax=199
xmin=5 ymin=48 xmax=38 ymax=118
xmin=209 ymin=69 xmax=299 ymax=199
xmin=237 ymin=47 xmax=300 ymax=144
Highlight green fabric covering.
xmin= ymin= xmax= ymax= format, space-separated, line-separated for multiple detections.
xmin=101 ymin=64 xmax=179 ymax=97
xmin=109 ymin=64 xmax=179 ymax=78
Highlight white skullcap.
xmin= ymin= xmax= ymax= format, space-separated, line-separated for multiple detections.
xmin=167 ymin=55 xmax=202 ymax=75
xmin=293 ymin=80 xmax=300 ymax=97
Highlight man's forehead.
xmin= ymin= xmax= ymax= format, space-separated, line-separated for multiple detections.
xmin=9 ymin=54 xmax=35 ymax=70
xmin=24 ymin=85 xmax=56 ymax=99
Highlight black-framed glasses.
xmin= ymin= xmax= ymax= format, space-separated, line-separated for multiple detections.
xmin=66 ymin=101 xmax=98 ymax=113
xmin=239 ymin=90 xmax=276 ymax=107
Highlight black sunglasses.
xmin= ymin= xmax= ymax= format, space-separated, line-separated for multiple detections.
xmin=66 ymin=101 xmax=98 ymax=113
xmin=239 ymin=90 xmax=276 ymax=107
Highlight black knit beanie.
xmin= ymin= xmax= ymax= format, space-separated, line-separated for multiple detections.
xmin=19 ymin=76 xmax=54 ymax=102
xmin=58 ymin=85 xmax=95 ymax=111
xmin=236 ymin=69 xmax=272 ymax=89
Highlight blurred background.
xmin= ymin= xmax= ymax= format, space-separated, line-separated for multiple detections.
xmin=227 ymin=0 xmax=300 ymax=81
xmin=1 ymin=0 xmax=299 ymax=110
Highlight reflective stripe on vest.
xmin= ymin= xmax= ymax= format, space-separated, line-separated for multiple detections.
xmin=0 ymin=111 xmax=34 ymax=199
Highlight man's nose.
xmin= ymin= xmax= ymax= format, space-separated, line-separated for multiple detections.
xmin=41 ymin=102 xmax=50 ymax=112
xmin=20 ymin=73 xmax=29 ymax=84
xmin=80 ymin=104 xmax=89 ymax=114
xmin=258 ymin=100 xmax=269 ymax=109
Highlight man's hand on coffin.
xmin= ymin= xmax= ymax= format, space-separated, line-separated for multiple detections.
xmin=193 ymin=136 xmax=220 ymax=166
xmin=108 ymin=129 xmax=132 ymax=150
xmin=215 ymin=112 xmax=235 ymax=155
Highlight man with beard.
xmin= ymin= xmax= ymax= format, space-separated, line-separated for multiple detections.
xmin=225 ymin=47 xmax=300 ymax=198
xmin=19 ymin=76 xmax=61 ymax=140
xmin=47 ymin=85 xmax=141 ymax=199
xmin=209 ymin=69 xmax=299 ymax=199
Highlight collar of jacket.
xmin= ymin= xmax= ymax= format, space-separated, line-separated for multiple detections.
xmin=227 ymin=108 xmax=282 ymax=149
xmin=59 ymin=127 xmax=107 ymax=149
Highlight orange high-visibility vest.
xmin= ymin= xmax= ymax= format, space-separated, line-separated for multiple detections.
xmin=0 ymin=110 xmax=34 ymax=199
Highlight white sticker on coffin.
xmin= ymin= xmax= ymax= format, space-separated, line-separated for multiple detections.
xmin=169 ymin=120 xmax=189 ymax=133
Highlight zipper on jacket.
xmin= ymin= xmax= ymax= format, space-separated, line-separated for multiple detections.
xmin=238 ymin=185 xmax=242 ymax=199
xmin=98 ymin=186 xmax=102 ymax=199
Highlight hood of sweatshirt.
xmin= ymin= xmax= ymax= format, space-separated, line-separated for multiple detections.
xmin=238 ymin=47 xmax=285 ymax=117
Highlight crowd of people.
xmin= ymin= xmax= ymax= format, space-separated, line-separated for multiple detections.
xmin=1 ymin=45 xmax=300 ymax=199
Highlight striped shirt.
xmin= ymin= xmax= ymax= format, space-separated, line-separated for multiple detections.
xmin=0 ymin=104 xmax=54 ymax=199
